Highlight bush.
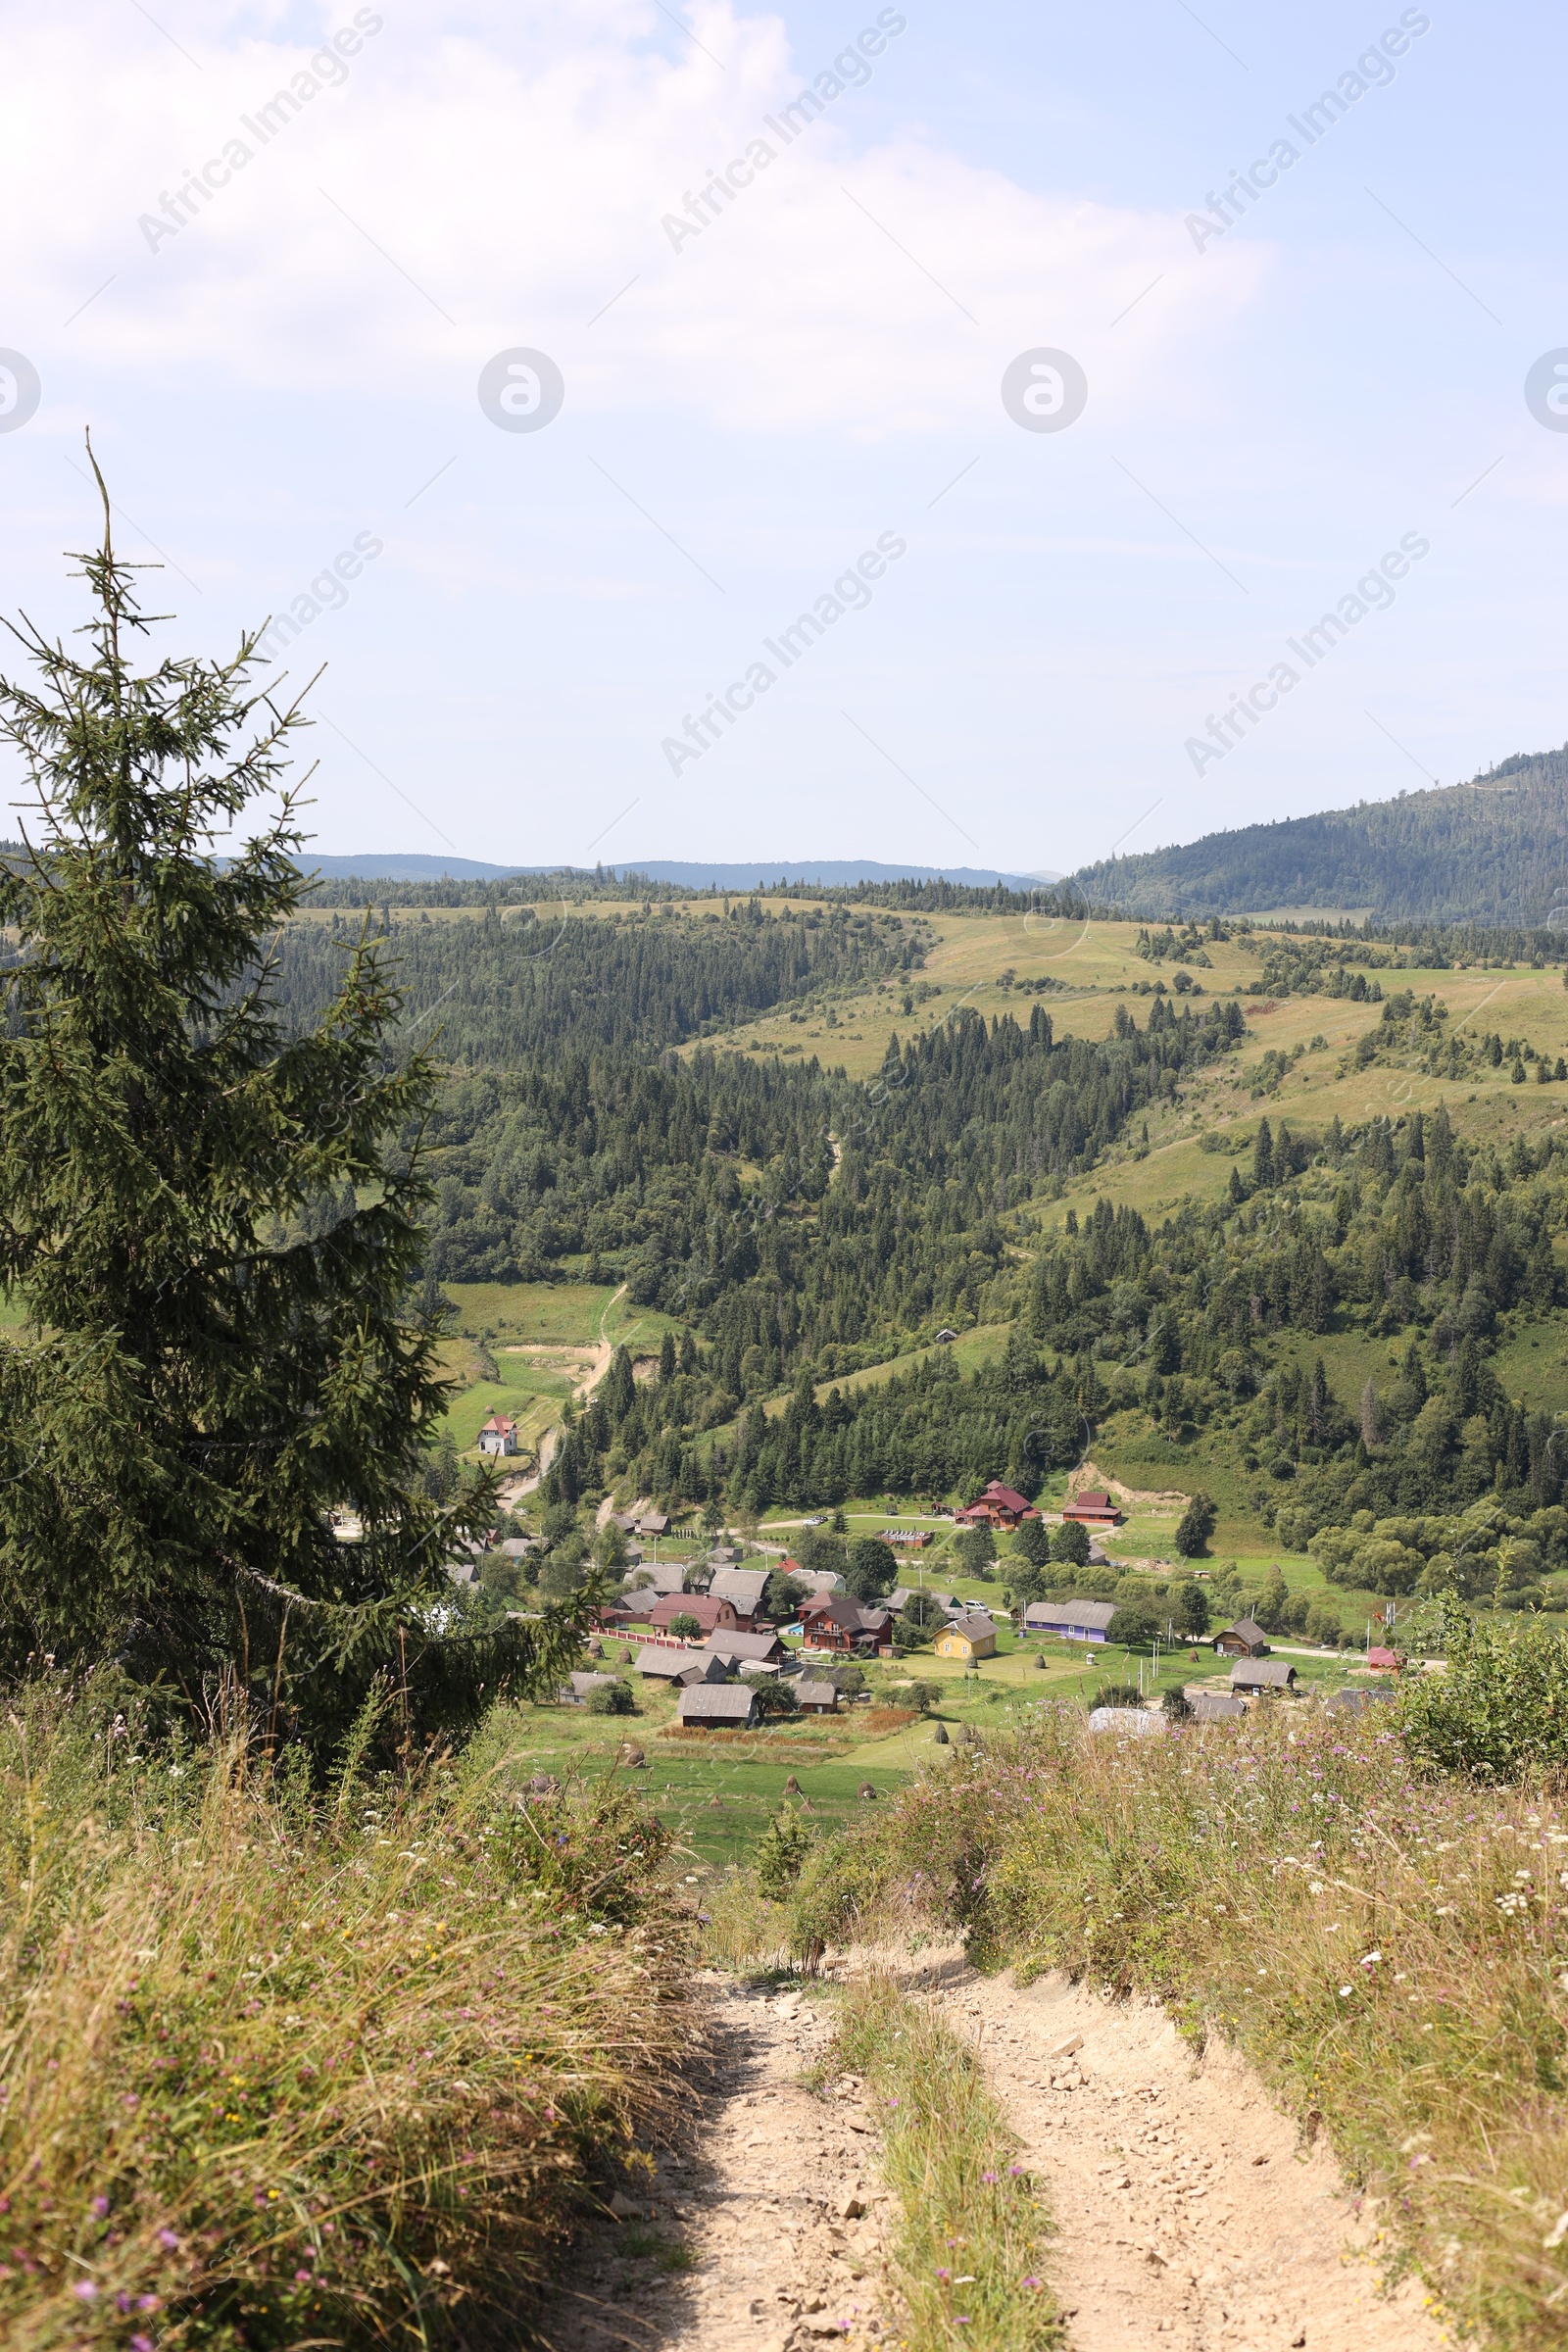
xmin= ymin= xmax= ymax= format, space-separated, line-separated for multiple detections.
xmin=895 ymin=1593 xmax=946 ymax=1649
xmin=666 ymin=1611 xmax=702 ymax=1641
xmin=1397 ymin=1600 xmax=1568 ymax=1778
xmin=1050 ymin=1518 xmax=1091 ymax=1566
xmin=585 ymin=1678 xmax=635 ymax=1714
xmin=755 ymin=1807 xmax=816 ymax=1899
xmin=1090 ymin=1682 xmax=1144 ymax=1708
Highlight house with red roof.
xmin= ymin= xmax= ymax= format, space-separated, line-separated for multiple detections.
xmin=476 ymin=1414 xmax=519 ymax=1457
xmin=1364 ymin=1645 xmax=1403 ymax=1674
xmin=646 ymin=1592 xmax=743 ymax=1638
xmin=799 ymin=1594 xmax=893 ymax=1655
xmin=956 ymin=1480 xmax=1039 ymax=1530
xmin=1061 ymin=1488 xmax=1124 ymax=1528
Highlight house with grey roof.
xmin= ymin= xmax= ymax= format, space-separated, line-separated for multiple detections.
xmin=703 ymin=1628 xmax=787 ymax=1670
xmin=710 ymin=1566 xmax=771 ymax=1619
xmin=1213 ymin=1617 xmax=1271 ymax=1658
xmin=1023 ymin=1599 xmax=1117 ymax=1643
xmin=1230 ymin=1657 xmax=1298 ymax=1695
xmin=1325 ymin=1683 xmax=1394 ymax=1715
xmin=633 ymin=1645 xmax=726 ymax=1689
xmin=795 ymin=1679 xmax=840 ymax=1714
xmin=1189 ymin=1690 xmax=1248 ymax=1722
xmin=677 ymin=1683 xmax=760 ymax=1729
xmin=561 ymin=1670 xmax=622 ymax=1704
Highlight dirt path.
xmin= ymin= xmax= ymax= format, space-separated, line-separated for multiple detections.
xmin=576 ymin=1283 xmax=631 ymax=1404
xmin=539 ymin=1975 xmax=890 ymax=2352
xmin=540 ymin=1946 xmax=1461 ymax=2352
xmin=836 ymin=1945 xmax=1456 ymax=2352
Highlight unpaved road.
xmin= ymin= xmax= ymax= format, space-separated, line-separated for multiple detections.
xmin=538 ymin=1947 xmax=1461 ymax=2352
xmin=538 ymin=1975 xmax=888 ymax=2352
xmin=884 ymin=1945 xmax=1457 ymax=2352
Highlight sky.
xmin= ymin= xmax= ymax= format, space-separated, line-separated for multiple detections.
xmin=2 ymin=0 xmax=1565 ymax=877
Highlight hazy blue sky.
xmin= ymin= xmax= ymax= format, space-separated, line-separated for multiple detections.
xmin=3 ymin=0 xmax=1564 ymax=874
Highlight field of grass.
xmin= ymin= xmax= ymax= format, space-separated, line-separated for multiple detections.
xmin=0 ymin=1678 xmax=693 ymax=2352
xmin=443 ymin=1280 xmax=672 ymax=1350
xmin=481 ymin=1686 xmax=914 ymax=1870
xmin=437 ymin=1371 xmax=571 ymax=1452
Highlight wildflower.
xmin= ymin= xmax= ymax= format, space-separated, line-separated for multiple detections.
xmin=90 ymin=2194 xmax=109 ymax=2217
xmin=1359 ymin=1951 xmax=1382 ymax=1969
xmin=1339 ymin=1985 xmax=1352 ymax=1997
xmin=132 ymin=2338 xmax=156 ymax=2352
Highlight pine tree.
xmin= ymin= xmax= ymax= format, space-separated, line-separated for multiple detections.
xmin=0 ymin=460 xmax=584 ymax=1753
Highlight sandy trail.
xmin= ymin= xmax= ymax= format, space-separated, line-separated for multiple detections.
xmin=838 ymin=1945 xmax=1455 ymax=2352
xmin=540 ymin=1944 xmax=1460 ymax=2352
xmin=539 ymin=1975 xmax=889 ymax=2352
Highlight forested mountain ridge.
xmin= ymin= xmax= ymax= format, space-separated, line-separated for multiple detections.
xmin=1074 ymin=745 xmax=1568 ymax=923
xmin=266 ymin=899 xmax=925 ymax=1056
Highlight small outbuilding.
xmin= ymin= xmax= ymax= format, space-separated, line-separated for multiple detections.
xmin=1213 ymin=1617 xmax=1271 ymax=1658
xmin=561 ymin=1670 xmax=621 ymax=1704
xmin=633 ymin=1645 xmax=726 ymax=1689
xmin=677 ymin=1684 xmax=760 ymax=1730
xmin=794 ymin=1679 xmax=840 ymax=1714
xmin=1189 ymin=1690 xmax=1248 ymax=1723
xmin=1230 ymin=1657 xmax=1298 ymax=1696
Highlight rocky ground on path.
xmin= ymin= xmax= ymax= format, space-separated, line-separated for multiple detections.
xmin=535 ymin=1973 xmax=891 ymax=2352
xmin=836 ymin=1942 xmax=1459 ymax=2352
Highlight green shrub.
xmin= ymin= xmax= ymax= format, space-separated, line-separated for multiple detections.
xmin=755 ymin=1807 xmax=816 ymax=1899
xmin=1396 ymin=1599 xmax=1568 ymax=1779
xmin=585 ymin=1678 xmax=635 ymax=1714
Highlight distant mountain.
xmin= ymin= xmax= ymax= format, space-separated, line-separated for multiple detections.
xmin=296 ymin=855 xmax=532 ymax=881
xmin=1073 ymin=747 xmax=1568 ymax=924
xmin=606 ymin=858 xmax=1055 ymax=890
xmin=293 ymin=854 xmax=1056 ymax=889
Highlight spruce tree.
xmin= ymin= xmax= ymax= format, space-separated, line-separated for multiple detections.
xmin=0 ymin=460 xmax=581 ymax=1753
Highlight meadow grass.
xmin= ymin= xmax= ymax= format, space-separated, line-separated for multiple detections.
xmin=0 ymin=1678 xmax=698 ymax=2351
xmin=789 ymin=1699 xmax=1568 ymax=2347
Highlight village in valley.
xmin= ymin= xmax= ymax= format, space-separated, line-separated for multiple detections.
xmin=451 ymin=1418 xmax=1413 ymax=1865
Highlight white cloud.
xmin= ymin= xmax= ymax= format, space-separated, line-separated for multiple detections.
xmin=8 ymin=0 xmax=1268 ymax=435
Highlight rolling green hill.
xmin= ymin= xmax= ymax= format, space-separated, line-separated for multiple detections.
xmin=1074 ymin=745 xmax=1568 ymax=923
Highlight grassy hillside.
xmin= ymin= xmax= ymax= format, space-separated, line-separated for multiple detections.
xmin=1073 ymin=744 xmax=1568 ymax=922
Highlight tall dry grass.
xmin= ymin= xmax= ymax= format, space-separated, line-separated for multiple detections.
xmin=0 ymin=1677 xmax=699 ymax=2350
xmin=791 ymin=1702 xmax=1568 ymax=2348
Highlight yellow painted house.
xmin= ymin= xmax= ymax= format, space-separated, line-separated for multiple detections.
xmin=933 ymin=1609 xmax=998 ymax=1662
